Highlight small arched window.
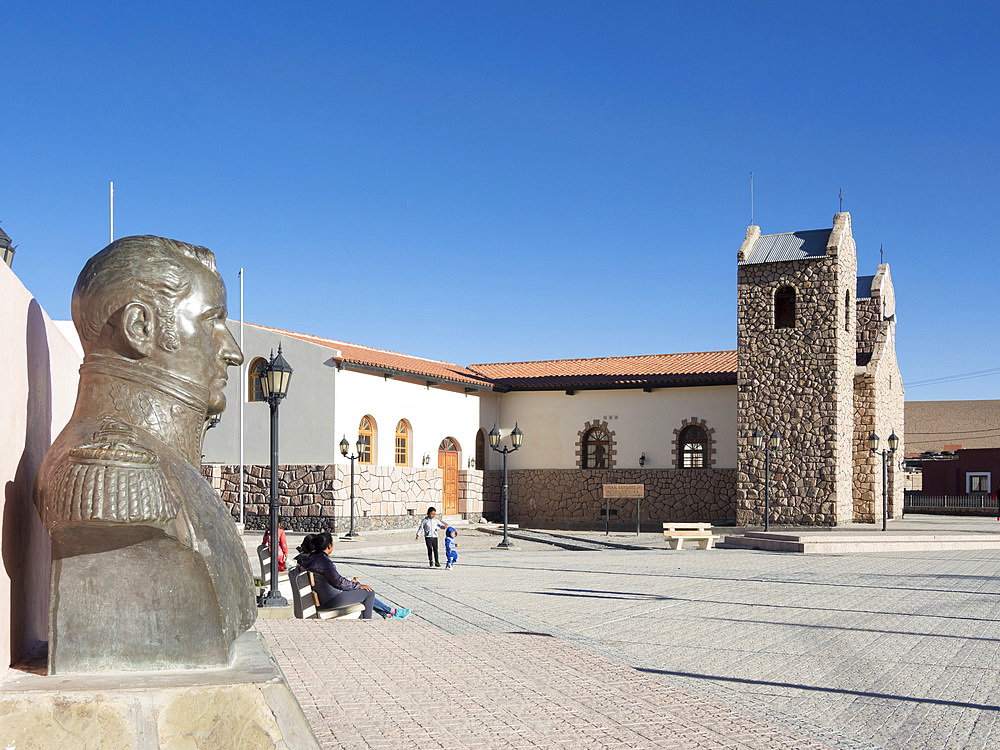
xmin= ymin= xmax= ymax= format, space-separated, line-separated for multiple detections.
xmin=844 ymin=289 xmax=851 ymax=332
xmin=475 ymin=429 xmax=486 ymax=470
xmin=774 ymin=286 xmax=796 ymax=329
xmin=439 ymin=437 xmax=460 ymax=452
xmin=358 ymin=416 xmax=376 ymax=465
xmin=582 ymin=427 xmax=611 ymax=469
xmin=395 ymin=420 xmax=410 ymax=467
xmin=248 ymin=357 xmax=268 ymax=402
xmin=679 ymin=425 xmax=708 ymax=468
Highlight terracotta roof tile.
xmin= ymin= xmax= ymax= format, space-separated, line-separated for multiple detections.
xmin=468 ymin=351 xmax=737 ymax=390
xmin=245 ymin=323 xmax=493 ymax=388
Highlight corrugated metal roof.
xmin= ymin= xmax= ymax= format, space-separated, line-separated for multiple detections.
xmin=739 ymin=228 xmax=831 ymax=265
xmin=856 ymin=275 xmax=875 ymax=300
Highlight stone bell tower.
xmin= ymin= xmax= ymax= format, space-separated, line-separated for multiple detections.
xmin=736 ymin=213 xmax=858 ymax=525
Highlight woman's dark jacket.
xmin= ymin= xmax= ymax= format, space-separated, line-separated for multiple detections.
xmin=295 ymin=551 xmax=359 ymax=605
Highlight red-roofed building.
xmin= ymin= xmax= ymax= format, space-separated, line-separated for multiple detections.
xmin=199 ymin=212 xmax=904 ymax=532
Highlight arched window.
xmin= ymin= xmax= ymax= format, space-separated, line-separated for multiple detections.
xmin=774 ymin=286 xmax=795 ymax=329
xmin=582 ymin=427 xmax=612 ymax=469
xmin=248 ymin=357 xmax=268 ymax=402
xmin=358 ymin=416 xmax=376 ymax=465
xmin=844 ymin=289 xmax=851 ymax=332
xmin=679 ymin=425 xmax=708 ymax=468
xmin=475 ymin=429 xmax=486 ymax=470
xmin=395 ymin=420 xmax=410 ymax=467
xmin=438 ymin=437 xmax=460 ymax=452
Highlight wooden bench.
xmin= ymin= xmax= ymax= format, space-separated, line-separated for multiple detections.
xmin=662 ymin=522 xmax=719 ymax=550
xmin=288 ymin=567 xmax=365 ymax=620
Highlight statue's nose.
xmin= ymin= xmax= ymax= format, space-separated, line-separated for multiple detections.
xmin=221 ymin=327 xmax=244 ymax=367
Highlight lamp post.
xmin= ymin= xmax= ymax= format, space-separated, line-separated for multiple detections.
xmin=339 ymin=434 xmax=365 ymax=539
xmin=260 ymin=345 xmax=292 ymax=607
xmin=489 ymin=422 xmax=523 ymax=549
xmin=752 ymin=427 xmax=782 ymax=532
xmin=869 ymin=431 xmax=899 ymax=531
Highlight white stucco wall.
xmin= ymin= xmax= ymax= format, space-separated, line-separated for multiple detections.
xmin=2 ymin=263 xmax=82 ymax=666
xmin=203 ymin=323 xmax=339 ymax=465
xmin=334 ymin=369 xmax=482 ymax=469
xmin=202 ymin=322 xmax=483 ymax=469
xmin=481 ymin=386 xmax=737 ymax=471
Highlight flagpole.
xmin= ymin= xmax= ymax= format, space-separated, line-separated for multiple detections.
xmin=110 ymin=181 xmax=114 ymax=242
xmin=239 ymin=267 xmax=245 ymax=529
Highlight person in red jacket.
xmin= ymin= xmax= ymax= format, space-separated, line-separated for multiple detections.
xmin=262 ymin=520 xmax=288 ymax=571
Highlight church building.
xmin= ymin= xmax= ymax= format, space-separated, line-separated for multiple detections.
xmin=201 ymin=212 xmax=903 ymax=529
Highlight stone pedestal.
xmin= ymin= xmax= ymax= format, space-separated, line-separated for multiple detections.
xmin=0 ymin=631 xmax=318 ymax=749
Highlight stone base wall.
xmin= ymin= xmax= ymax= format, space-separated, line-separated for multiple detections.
xmin=483 ymin=469 xmax=737 ymax=527
xmin=238 ymin=513 xmax=417 ymax=533
xmin=201 ymin=464 xmax=484 ymax=532
xmin=458 ymin=470 xmax=484 ymax=516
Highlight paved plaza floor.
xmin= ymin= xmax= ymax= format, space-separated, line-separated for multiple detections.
xmin=255 ymin=518 xmax=1000 ymax=749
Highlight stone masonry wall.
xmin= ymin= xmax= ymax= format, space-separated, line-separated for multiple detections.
xmin=853 ymin=372 xmax=878 ymax=523
xmin=853 ymin=317 xmax=904 ymax=522
xmin=483 ymin=468 xmax=737 ymax=528
xmin=201 ymin=464 xmax=484 ymax=532
xmin=874 ymin=328 xmax=904 ymax=518
xmin=736 ymin=214 xmax=857 ymax=526
xmin=856 ymin=297 xmax=881 ymax=362
xmin=458 ymin=470 xmax=484 ymax=516
xmin=833 ymin=219 xmax=858 ymax=522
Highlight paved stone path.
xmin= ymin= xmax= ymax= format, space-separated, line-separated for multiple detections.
xmin=257 ymin=619 xmax=832 ymax=749
xmin=317 ymin=524 xmax=1000 ymax=750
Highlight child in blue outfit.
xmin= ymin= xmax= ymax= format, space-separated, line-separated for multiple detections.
xmin=444 ymin=526 xmax=458 ymax=569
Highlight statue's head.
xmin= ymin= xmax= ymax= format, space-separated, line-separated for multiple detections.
xmin=72 ymin=235 xmax=243 ymax=415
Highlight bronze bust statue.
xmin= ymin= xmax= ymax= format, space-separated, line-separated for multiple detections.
xmin=34 ymin=235 xmax=255 ymax=673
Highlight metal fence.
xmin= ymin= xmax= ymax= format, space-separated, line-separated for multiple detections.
xmin=904 ymin=492 xmax=998 ymax=511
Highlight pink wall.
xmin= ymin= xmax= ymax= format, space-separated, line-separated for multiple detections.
xmin=0 ymin=262 xmax=81 ymax=667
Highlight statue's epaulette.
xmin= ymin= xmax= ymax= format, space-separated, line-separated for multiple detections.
xmin=42 ymin=420 xmax=178 ymax=527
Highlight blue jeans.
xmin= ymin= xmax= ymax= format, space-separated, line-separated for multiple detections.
xmin=373 ymin=595 xmax=394 ymax=618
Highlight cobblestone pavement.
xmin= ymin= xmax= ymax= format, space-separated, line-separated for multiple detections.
xmin=257 ymin=619 xmax=832 ymax=749
xmin=322 ymin=529 xmax=1000 ymax=750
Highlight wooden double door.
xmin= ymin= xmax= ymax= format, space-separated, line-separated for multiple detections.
xmin=438 ymin=437 xmax=460 ymax=515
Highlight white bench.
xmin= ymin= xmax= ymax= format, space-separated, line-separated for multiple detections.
xmin=257 ymin=543 xmax=293 ymax=600
xmin=288 ymin=567 xmax=365 ymax=620
xmin=662 ymin=522 xmax=719 ymax=550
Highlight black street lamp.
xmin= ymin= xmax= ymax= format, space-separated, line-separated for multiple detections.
xmin=752 ymin=427 xmax=782 ymax=532
xmin=339 ymin=434 xmax=365 ymax=539
xmin=869 ymin=430 xmax=899 ymax=531
xmin=260 ymin=345 xmax=292 ymax=607
xmin=489 ymin=422 xmax=523 ymax=549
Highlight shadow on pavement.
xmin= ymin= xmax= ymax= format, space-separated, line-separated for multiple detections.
xmin=527 ymin=587 xmax=1000 ymax=623
xmin=702 ymin=615 xmax=1000 ymax=643
xmin=636 ymin=667 xmax=1000 ymax=712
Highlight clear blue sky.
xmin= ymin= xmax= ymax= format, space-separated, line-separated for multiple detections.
xmin=3 ymin=1 xmax=997 ymax=400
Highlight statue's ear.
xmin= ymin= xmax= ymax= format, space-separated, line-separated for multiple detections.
xmin=120 ymin=302 xmax=155 ymax=357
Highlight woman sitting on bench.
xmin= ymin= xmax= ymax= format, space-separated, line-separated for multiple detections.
xmin=294 ymin=533 xmax=410 ymax=620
